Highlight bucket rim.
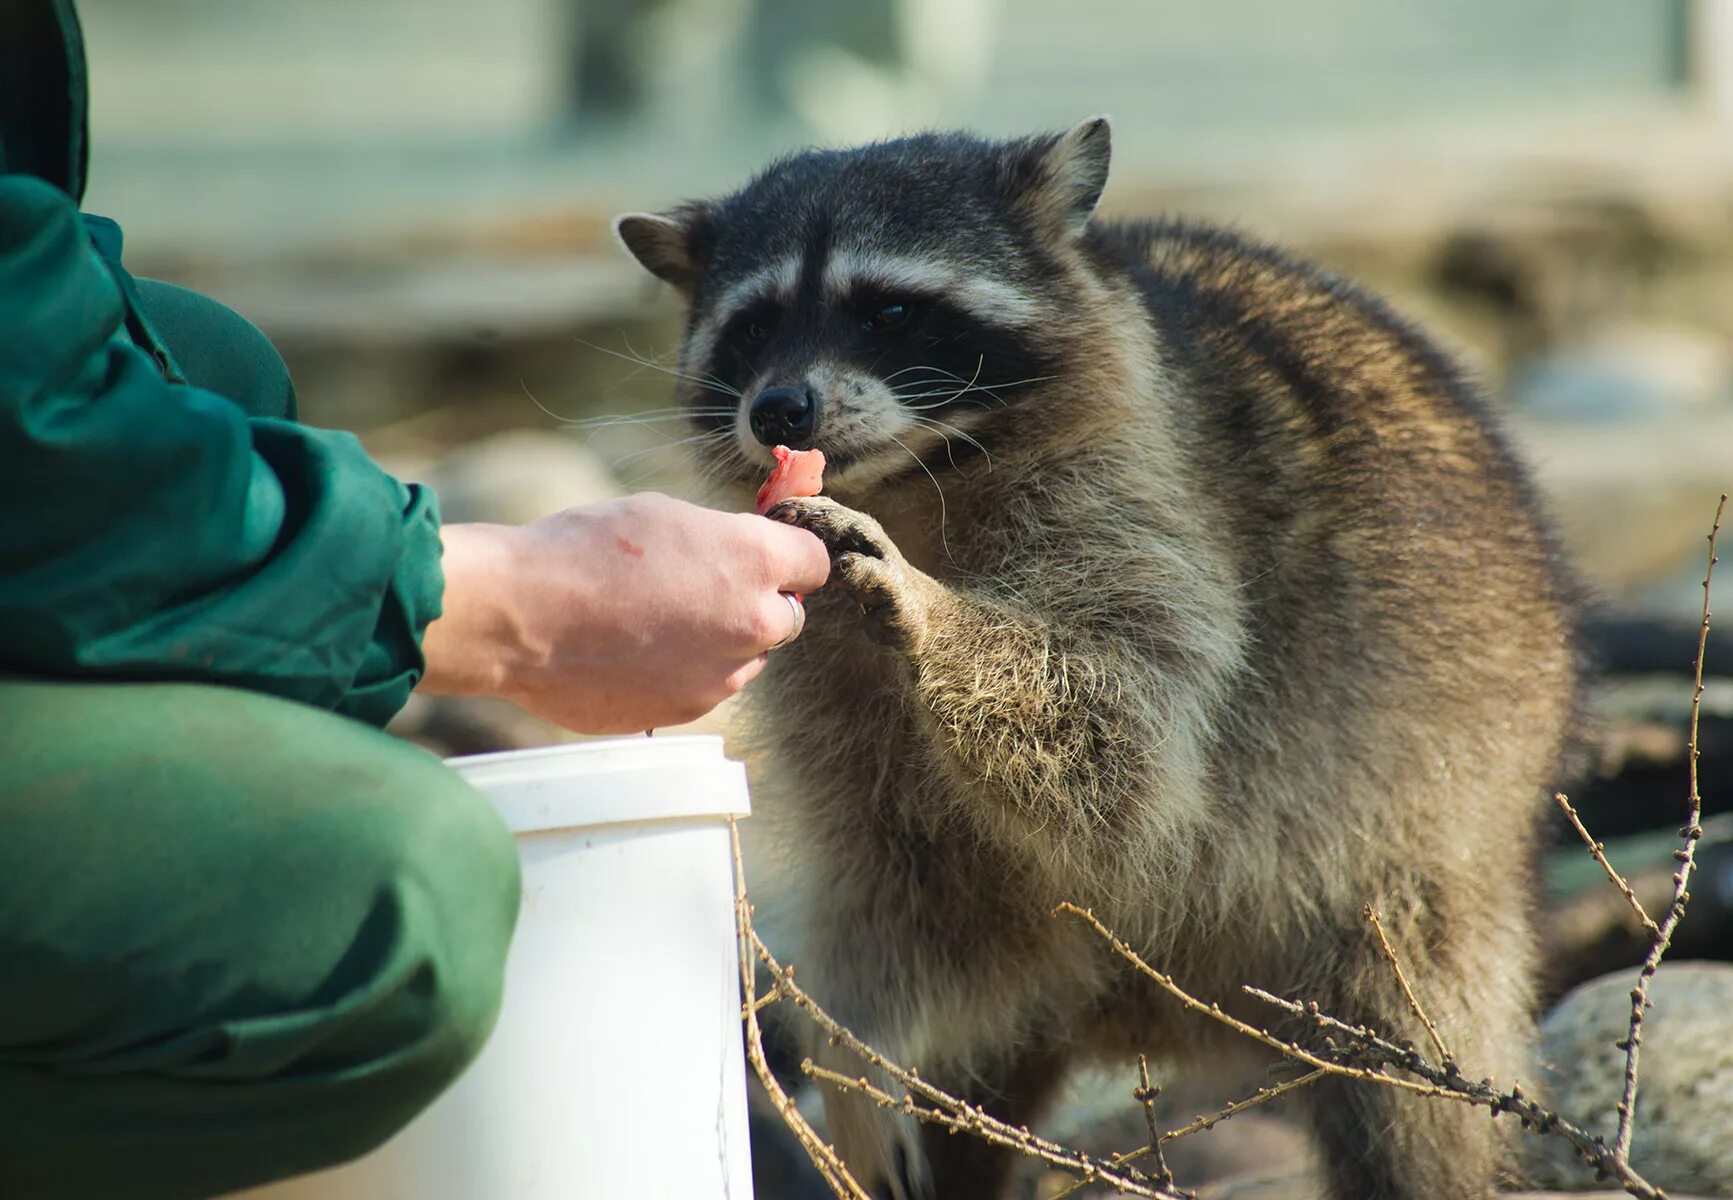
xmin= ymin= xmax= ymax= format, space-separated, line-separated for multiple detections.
xmin=442 ymin=735 xmax=750 ymax=834
xmin=444 ymin=733 xmax=726 ymax=773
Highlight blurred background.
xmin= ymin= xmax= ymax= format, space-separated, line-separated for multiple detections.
xmin=77 ymin=1 xmax=1733 ymax=625
xmin=75 ymin=2 xmax=1733 ymax=1194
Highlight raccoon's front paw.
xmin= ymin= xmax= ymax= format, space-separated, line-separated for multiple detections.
xmin=764 ymin=496 xmax=929 ymax=648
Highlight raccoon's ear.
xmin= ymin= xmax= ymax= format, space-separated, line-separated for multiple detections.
xmin=613 ymin=209 xmax=705 ymax=292
xmin=1004 ymin=115 xmax=1112 ymax=239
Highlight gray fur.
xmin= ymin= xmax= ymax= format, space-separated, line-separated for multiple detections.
xmin=618 ymin=118 xmax=1580 ymax=1200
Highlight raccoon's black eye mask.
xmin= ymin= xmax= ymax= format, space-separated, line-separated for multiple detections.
xmin=727 ymin=292 xmax=925 ymax=353
xmin=861 ymin=300 xmax=915 ymax=334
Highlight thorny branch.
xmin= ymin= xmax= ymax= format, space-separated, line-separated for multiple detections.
xmin=1133 ymin=1055 xmax=1181 ymax=1197
xmin=798 ymin=1062 xmax=1176 ymax=1199
xmin=1044 ymin=1068 xmax=1326 ymax=1200
xmin=1364 ymin=903 xmax=1452 ymax=1063
xmin=730 ymin=496 xmax=1724 ymax=1200
xmin=1554 ymin=791 xmax=1659 ymax=937
xmin=1056 ymin=902 xmax=1664 ymax=1197
xmin=1154 ymin=1069 xmax=1326 ymax=1144
xmin=749 ymin=927 xmax=1182 ymax=1199
xmin=1052 ymin=903 xmax=1455 ymax=1101
xmin=1612 ymin=491 xmax=1723 ymax=1164
xmin=729 ymin=818 xmax=870 ymax=1200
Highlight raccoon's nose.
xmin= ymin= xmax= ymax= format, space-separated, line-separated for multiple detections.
xmin=748 ymin=386 xmax=817 ymax=448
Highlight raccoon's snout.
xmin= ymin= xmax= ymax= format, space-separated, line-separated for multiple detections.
xmin=748 ymin=386 xmax=818 ymax=449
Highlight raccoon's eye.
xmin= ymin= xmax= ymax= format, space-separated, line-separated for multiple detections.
xmin=744 ymin=321 xmax=770 ymax=344
xmin=863 ymin=301 xmax=913 ymax=333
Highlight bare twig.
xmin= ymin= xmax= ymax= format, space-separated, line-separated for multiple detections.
xmin=800 ymin=1062 xmax=1177 ymax=1199
xmin=1554 ymin=792 xmax=1659 ymax=937
xmin=730 ymin=822 xmax=1184 ymax=1198
xmin=1046 ymin=1069 xmax=1326 ymax=1200
xmin=1056 ymin=902 xmax=1665 ymax=1197
xmin=1243 ymin=988 xmax=1662 ymax=1198
xmin=728 ymin=819 xmax=871 ymax=1200
xmin=1364 ymin=903 xmax=1452 ymax=1063
xmin=747 ymin=930 xmax=1180 ymax=1199
xmin=1612 ymin=491 xmax=1724 ymax=1163
xmin=1134 ymin=1055 xmax=1182 ymax=1196
xmin=1054 ymin=903 xmax=1450 ymax=1100
xmin=1158 ymin=1069 xmax=1327 ymax=1144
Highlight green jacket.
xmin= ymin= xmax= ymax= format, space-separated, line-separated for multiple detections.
xmin=0 ymin=0 xmax=443 ymax=727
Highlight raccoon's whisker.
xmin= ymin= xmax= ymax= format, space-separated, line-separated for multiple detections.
xmin=518 ymin=380 xmax=742 ymax=428
xmin=572 ymin=336 xmax=744 ymax=397
xmin=909 ymin=374 xmax=1058 ymax=411
xmin=615 ymin=331 xmax=679 ymax=375
xmin=543 ymin=406 xmax=738 ymax=431
xmin=560 ymin=414 xmax=737 ymax=439
xmin=891 ymin=369 xmax=1061 ymax=412
xmin=909 ymin=416 xmax=992 ymax=468
xmin=517 ymin=387 xmax=728 ymax=428
xmin=611 ymin=427 xmax=733 ymax=462
xmin=890 ymin=387 xmax=978 ymax=402
xmin=698 ymin=372 xmax=742 ymax=397
xmin=900 ymin=392 xmax=1004 ymax=411
xmin=950 ymin=354 xmax=987 ymax=406
xmin=887 ymin=432 xmax=955 ymax=566
xmin=518 ymin=381 xmax=575 ymax=425
xmin=882 ymin=364 xmax=973 ymax=384
xmin=966 ymin=371 xmax=1063 ymax=400
xmin=908 ymin=421 xmax=968 ymax=472
xmin=606 ymin=427 xmax=735 ymax=475
xmin=691 ymin=443 xmax=756 ymax=494
xmin=890 ymin=357 xmax=986 ymax=413
xmin=616 ymin=332 xmax=739 ymax=399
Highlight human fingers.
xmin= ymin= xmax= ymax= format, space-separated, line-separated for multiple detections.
xmin=724 ymin=653 xmax=769 ymax=694
xmin=751 ymin=515 xmax=831 ymax=595
xmin=752 ymin=590 xmax=805 ymax=653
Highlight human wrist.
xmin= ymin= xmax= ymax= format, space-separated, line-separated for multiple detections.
xmin=419 ymin=522 xmax=538 ymax=699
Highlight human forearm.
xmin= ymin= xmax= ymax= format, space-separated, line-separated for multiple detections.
xmin=419 ymin=523 xmax=535 ymax=701
xmin=0 ymin=176 xmax=436 ymax=721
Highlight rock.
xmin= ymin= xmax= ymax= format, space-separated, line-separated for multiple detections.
xmin=1541 ymin=815 xmax=1733 ymax=1001
xmin=1196 ymin=1166 xmax=1317 ymax=1200
xmin=1507 ymin=411 xmax=1733 ymax=620
xmin=419 ymin=428 xmax=621 ymax=525
xmin=1019 ymin=1063 xmax=1315 ymax=1198
xmin=1525 ymin=963 xmax=1733 ymax=1195
xmin=1509 ymin=322 xmax=1732 ymax=423
xmin=1161 ymin=1112 xmax=1315 ymax=1194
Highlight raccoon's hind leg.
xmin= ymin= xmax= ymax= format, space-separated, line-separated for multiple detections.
xmin=1295 ymin=912 xmax=1531 ymax=1200
xmin=894 ymin=1038 xmax=1073 ymax=1200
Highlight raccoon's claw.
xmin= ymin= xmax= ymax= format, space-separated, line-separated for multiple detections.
xmin=764 ymin=496 xmax=889 ymax=560
xmin=833 ymin=552 xmax=906 ymax=645
xmin=765 ymin=497 xmax=924 ymax=648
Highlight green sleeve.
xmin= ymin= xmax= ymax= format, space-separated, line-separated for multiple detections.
xmin=0 ymin=174 xmax=442 ymax=727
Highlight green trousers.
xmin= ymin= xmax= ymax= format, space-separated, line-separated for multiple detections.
xmin=0 ymin=677 xmax=522 ymax=1199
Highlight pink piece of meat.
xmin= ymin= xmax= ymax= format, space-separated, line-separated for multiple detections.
xmin=754 ymin=445 xmax=827 ymax=516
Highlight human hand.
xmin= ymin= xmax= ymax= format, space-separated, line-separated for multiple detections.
xmin=420 ymin=493 xmax=829 ymax=733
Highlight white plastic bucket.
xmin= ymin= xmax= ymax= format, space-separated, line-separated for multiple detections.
xmin=232 ymin=735 xmax=755 ymax=1200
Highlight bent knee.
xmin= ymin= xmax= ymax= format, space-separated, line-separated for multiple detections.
xmin=225 ymin=760 xmax=521 ymax=1166
xmin=325 ymin=749 xmax=521 ymax=1056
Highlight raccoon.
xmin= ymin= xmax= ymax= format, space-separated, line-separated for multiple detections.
xmin=615 ymin=118 xmax=1580 ymax=1200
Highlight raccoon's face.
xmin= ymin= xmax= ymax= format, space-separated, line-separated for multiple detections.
xmin=613 ymin=118 xmax=1113 ymax=495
